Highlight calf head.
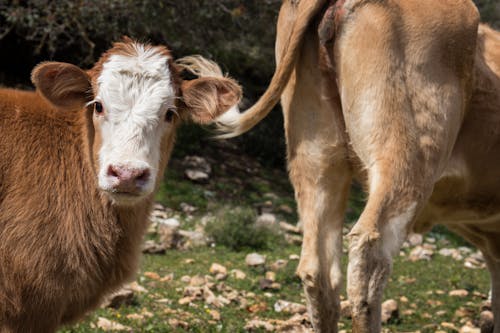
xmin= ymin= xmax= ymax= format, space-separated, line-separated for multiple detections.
xmin=32 ymin=39 xmax=241 ymax=205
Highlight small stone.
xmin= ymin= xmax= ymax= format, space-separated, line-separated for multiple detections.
xmin=182 ymin=156 xmax=211 ymax=173
xmin=215 ymin=273 xmax=227 ymax=281
xmin=289 ymin=254 xmax=300 ymax=261
xmin=270 ymin=259 xmax=288 ymax=271
xmin=126 ymin=282 xmax=147 ymax=293
xmin=244 ymin=319 xmax=275 ymax=331
xmin=279 ymin=221 xmax=301 ymax=234
xmin=436 ymin=310 xmax=447 ymax=316
xmin=439 ymin=248 xmax=463 ymax=260
xmin=189 ymin=275 xmax=206 ymax=286
xmin=460 ymin=326 xmax=480 ymax=333
xmin=144 ymin=271 xmax=160 ymax=280
xmin=184 ymin=258 xmax=195 ymax=264
xmin=449 ymin=289 xmax=469 ymax=297
xmin=180 ymin=202 xmax=197 ymax=214
xmin=158 ymin=219 xmax=181 ymax=249
xmin=96 ymin=317 xmax=131 ymax=331
xmin=230 ymin=269 xmax=246 ymax=280
xmin=479 ymin=310 xmax=494 ymax=333
xmin=381 ymin=299 xmax=398 ymax=323
xmin=209 ymin=309 xmax=221 ymax=321
xmin=408 ymin=245 xmax=433 ymax=261
xmin=265 ymin=271 xmax=276 ymax=282
xmin=185 ymin=169 xmax=209 ymax=182
xmin=168 ymin=318 xmax=190 ymax=329
xmin=278 ymin=204 xmax=294 ymax=214
xmin=180 ymin=275 xmax=192 ymax=283
xmin=407 ymin=233 xmax=423 ymax=246
xmin=285 ymin=234 xmax=303 ymax=245
xmin=259 ymin=278 xmax=273 ymax=290
xmin=178 ymin=230 xmax=208 ymax=248
xmin=141 ymin=240 xmax=166 ymax=254
xmin=441 ymin=322 xmax=459 ymax=331
xmin=126 ymin=313 xmax=144 ymax=321
xmin=399 ymin=296 xmax=409 ymax=303
xmin=209 ymin=263 xmax=227 ymax=276
xmin=481 ymin=300 xmax=492 ymax=312
xmin=402 ymin=309 xmax=415 ymax=316
xmin=270 ymin=282 xmax=281 ymax=290
xmin=160 ymin=273 xmax=174 ymax=282
xmin=340 ymin=300 xmax=352 ymax=318
xmin=273 ymin=300 xmax=307 ymax=314
xmin=255 ymin=213 xmax=277 ymax=228
xmin=246 ymin=253 xmax=266 ymax=266
xmin=178 ymin=296 xmax=194 ymax=305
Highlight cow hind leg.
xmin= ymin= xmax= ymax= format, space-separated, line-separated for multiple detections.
xmin=347 ymin=170 xmax=423 ymax=332
xmin=290 ymin=154 xmax=351 ymax=332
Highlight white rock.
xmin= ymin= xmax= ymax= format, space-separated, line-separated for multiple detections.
xmin=273 ymin=300 xmax=307 ymax=314
xmin=96 ymin=317 xmax=131 ymax=331
xmin=209 ymin=263 xmax=227 ymax=276
xmin=407 ymin=233 xmax=423 ymax=246
xmin=230 ymin=269 xmax=246 ymax=280
xmin=449 ymin=289 xmax=469 ymax=297
xmin=381 ymin=299 xmax=398 ymax=323
xmin=245 ymin=253 xmax=266 ymax=266
xmin=255 ymin=213 xmax=277 ymax=228
xmin=182 ymin=156 xmax=211 ymax=174
xmin=185 ymin=169 xmax=209 ymax=182
xmin=408 ymin=245 xmax=433 ymax=261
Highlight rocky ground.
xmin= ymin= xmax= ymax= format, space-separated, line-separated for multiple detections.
xmin=58 ymin=146 xmax=492 ymax=333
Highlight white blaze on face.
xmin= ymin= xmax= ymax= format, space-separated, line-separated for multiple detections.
xmin=94 ymin=44 xmax=176 ymax=202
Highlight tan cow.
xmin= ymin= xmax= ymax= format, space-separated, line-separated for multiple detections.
xmin=217 ymin=0 xmax=500 ymax=332
xmin=0 ymin=40 xmax=240 ymax=332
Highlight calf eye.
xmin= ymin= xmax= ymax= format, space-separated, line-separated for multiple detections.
xmin=94 ymin=102 xmax=103 ymax=115
xmin=165 ymin=108 xmax=177 ymax=123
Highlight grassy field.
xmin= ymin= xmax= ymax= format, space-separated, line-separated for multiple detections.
xmin=58 ymin=140 xmax=490 ymax=332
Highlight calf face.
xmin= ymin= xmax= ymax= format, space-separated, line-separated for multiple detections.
xmin=32 ymin=40 xmax=241 ymax=206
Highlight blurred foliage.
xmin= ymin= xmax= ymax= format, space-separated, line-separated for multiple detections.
xmin=205 ymin=207 xmax=285 ymax=251
xmin=0 ymin=0 xmax=498 ymax=166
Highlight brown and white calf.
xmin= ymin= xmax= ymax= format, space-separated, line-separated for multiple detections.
xmin=217 ymin=0 xmax=500 ymax=332
xmin=0 ymin=40 xmax=240 ymax=332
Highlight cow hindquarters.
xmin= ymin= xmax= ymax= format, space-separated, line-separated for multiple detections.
xmin=335 ymin=1 xmax=477 ymax=330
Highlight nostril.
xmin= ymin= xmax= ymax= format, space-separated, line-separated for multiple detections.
xmin=107 ymin=165 xmax=120 ymax=178
xmin=136 ymin=169 xmax=150 ymax=182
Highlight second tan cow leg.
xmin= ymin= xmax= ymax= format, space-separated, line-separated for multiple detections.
xmin=289 ymin=152 xmax=351 ymax=332
xmin=346 ymin=177 xmax=421 ymax=332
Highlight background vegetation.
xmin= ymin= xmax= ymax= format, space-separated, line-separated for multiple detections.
xmin=0 ymin=0 xmax=498 ymax=166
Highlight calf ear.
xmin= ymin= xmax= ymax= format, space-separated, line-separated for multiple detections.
xmin=31 ymin=62 xmax=92 ymax=109
xmin=180 ymin=77 xmax=242 ymax=124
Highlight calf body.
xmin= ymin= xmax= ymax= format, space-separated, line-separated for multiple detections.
xmin=218 ymin=0 xmax=500 ymax=332
xmin=0 ymin=41 xmax=241 ymax=332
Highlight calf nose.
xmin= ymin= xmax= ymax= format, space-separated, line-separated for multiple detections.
xmin=107 ymin=165 xmax=151 ymax=193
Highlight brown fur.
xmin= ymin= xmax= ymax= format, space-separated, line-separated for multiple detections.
xmin=0 ymin=41 xmax=241 ymax=332
xmin=217 ymin=0 xmax=500 ymax=332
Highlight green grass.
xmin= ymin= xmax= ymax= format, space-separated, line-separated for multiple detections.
xmin=59 ymin=244 xmax=489 ymax=332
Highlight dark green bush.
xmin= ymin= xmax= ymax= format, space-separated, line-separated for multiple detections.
xmin=205 ymin=207 xmax=284 ymax=251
